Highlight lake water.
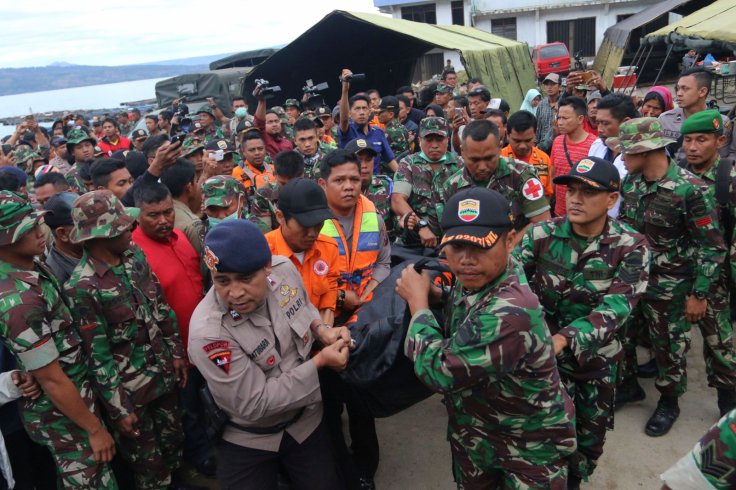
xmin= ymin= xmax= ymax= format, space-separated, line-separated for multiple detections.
xmin=0 ymin=77 xmax=165 ymax=138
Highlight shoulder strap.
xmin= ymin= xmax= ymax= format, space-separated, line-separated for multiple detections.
xmin=715 ymin=158 xmax=733 ymax=207
xmin=562 ymin=136 xmax=574 ymax=168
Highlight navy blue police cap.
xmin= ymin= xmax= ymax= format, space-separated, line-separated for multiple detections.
xmin=203 ymin=220 xmax=271 ymax=274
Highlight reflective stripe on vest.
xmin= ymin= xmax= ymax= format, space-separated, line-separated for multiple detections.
xmin=321 ymin=196 xmax=380 ymax=295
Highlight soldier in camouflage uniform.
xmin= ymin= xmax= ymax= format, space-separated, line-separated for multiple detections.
xmin=293 ymin=118 xmax=326 ymax=181
xmin=202 ymin=175 xmax=248 ymax=231
xmin=439 ymin=120 xmax=551 ymax=238
xmin=249 ymin=151 xmax=305 ymax=233
xmin=377 ymin=96 xmax=410 ymax=161
xmin=345 ymin=138 xmax=396 ymax=241
xmin=0 ymin=191 xmax=118 ymax=488
xmin=514 ymin=157 xmax=651 ymax=488
xmin=65 ymin=190 xmax=186 ymax=489
xmin=195 ymin=106 xmax=225 ymax=143
xmin=611 ymin=117 xmax=727 ymax=437
xmin=392 ymin=117 xmax=462 ymax=248
xmin=679 ymin=109 xmax=736 ymax=415
xmin=64 ymin=129 xmax=96 ymax=194
xmin=182 ymin=137 xmax=205 ymax=178
xmin=396 ymin=187 xmax=576 ymax=489
xmin=661 ymin=408 xmax=736 ymax=489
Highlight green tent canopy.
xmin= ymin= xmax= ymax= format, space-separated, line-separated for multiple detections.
xmin=241 ymin=10 xmax=536 ymax=111
xmin=644 ymin=0 xmax=736 ymax=51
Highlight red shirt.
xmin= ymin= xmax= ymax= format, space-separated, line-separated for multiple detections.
xmin=254 ymin=115 xmax=294 ymax=159
xmin=98 ymin=135 xmax=132 ymax=155
xmin=132 ymin=227 xmax=203 ymax=356
xmin=550 ymin=132 xmax=597 ymax=216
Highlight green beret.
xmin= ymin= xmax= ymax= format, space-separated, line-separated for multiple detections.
xmin=681 ymin=109 xmax=724 ymax=136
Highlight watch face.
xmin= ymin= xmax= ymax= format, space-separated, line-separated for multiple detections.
xmin=419 ymin=219 xmax=428 ymax=227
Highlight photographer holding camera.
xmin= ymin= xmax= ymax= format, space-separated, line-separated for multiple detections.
xmin=254 ymin=82 xmax=295 ymax=159
xmin=338 ymin=68 xmax=398 ymax=173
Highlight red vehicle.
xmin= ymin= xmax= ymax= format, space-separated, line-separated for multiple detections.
xmin=531 ymin=42 xmax=571 ymax=78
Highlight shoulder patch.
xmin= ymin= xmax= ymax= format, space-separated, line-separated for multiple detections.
xmin=313 ymin=259 xmax=329 ymax=276
xmin=202 ymin=340 xmax=229 ymax=353
xmin=209 ymin=351 xmax=231 ymax=373
xmin=522 ymin=178 xmax=544 ymax=201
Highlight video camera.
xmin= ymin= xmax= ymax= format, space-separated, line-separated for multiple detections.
xmin=253 ymin=79 xmax=282 ymax=99
xmin=302 ymin=79 xmax=329 ymax=95
xmin=338 ymin=73 xmax=366 ymax=83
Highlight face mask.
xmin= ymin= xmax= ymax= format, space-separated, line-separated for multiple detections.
xmin=419 ymin=151 xmax=447 ymax=164
xmin=208 ymin=201 xmax=242 ymax=228
xmin=235 ymin=108 xmax=248 ymax=119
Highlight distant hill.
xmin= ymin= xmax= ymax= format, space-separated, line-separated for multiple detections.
xmin=0 ymin=63 xmax=211 ymax=96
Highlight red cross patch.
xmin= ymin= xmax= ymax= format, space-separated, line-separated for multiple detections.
xmin=522 ymin=178 xmax=544 ymax=201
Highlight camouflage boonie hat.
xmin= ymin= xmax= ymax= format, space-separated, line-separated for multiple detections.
xmin=202 ymin=176 xmax=246 ymax=208
xmin=13 ymin=147 xmax=42 ymax=165
xmin=70 ymin=190 xmax=139 ymax=244
xmin=65 ymin=128 xmax=95 ymax=151
xmin=283 ymin=99 xmax=301 ymax=109
xmin=0 ymin=191 xmax=47 ymax=246
xmin=605 ymin=117 xmax=676 ymax=155
xmin=419 ymin=117 xmax=449 ymax=138
xmin=182 ymin=138 xmax=205 ymax=156
xmin=435 ymin=83 xmax=453 ymax=94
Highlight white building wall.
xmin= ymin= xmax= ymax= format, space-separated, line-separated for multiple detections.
xmin=378 ymin=0 xmax=659 ymax=55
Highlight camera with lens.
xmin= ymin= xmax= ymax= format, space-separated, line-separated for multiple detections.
xmin=253 ymin=79 xmax=282 ymax=99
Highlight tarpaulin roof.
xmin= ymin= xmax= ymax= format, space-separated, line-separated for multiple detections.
xmin=644 ymin=0 xmax=736 ymax=51
xmin=593 ymin=0 xmax=707 ymax=85
xmin=155 ymin=68 xmax=250 ymax=117
xmin=209 ymin=49 xmax=279 ymax=71
xmin=241 ymin=10 xmax=536 ymax=111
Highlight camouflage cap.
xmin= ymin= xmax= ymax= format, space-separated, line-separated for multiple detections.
xmin=419 ymin=117 xmax=449 ymax=138
xmin=605 ymin=117 xmax=676 ymax=155
xmin=202 ymin=176 xmax=246 ymax=208
xmin=69 ymin=190 xmax=140 ymax=244
xmin=283 ymin=99 xmax=301 ymax=109
xmin=13 ymin=147 xmax=42 ymax=164
xmin=66 ymin=128 xmax=95 ymax=147
xmin=182 ymin=138 xmax=205 ymax=156
xmin=435 ymin=83 xmax=453 ymax=94
xmin=196 ymin=106 xmax=215 ymax=117
xmin=681 ymin=109 xmax=724 ymax=136
xmin=271 ymin=106 xmax=289 ymax=123
xmin=0 ymin=191 xmax=47 ymax=246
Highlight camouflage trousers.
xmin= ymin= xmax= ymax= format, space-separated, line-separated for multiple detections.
xmin=24 ymin=413 xmax=117 ymax=489
xmin=449 ymin=437 xmax=568 ymax=490
xmin=114 ymin=392 xmax=183 ymax=490
xmin=559 ymin=362 xmax=617 ymax=482
xmin=622 ymin=278 xmax=736 ymax=397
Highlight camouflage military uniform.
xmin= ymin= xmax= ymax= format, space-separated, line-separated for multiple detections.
xmin=299 ymin=149 xmax=325 ymax=181
xmin=0 ymin=192 xmax=116 ymax=488
xmin=249 ymin=180 xmax=281 ymax=234
xmin=661 ymin=408 xmax=736 ymax=489
xmin=384 ymin=118 xmax=410 ymax=160
xmin=405 ymin=258 xmax=576 ymax=488
xmin=393 ymin=151 xmax=462 ymax=239
xmin=64 ymin=164 xmax=87 ymax=194
xmin=439 ymin=157 xmax=549 ymax=230
xmin=620 ymin=159 xmax=726 ymax=397
xmin=515 ymin=217 xmax=651 ymax=481
xmin=65 ymin=191 xmax=184 ymax=490
xmin=683 ymin=156 xmax=736 ymax=391
xmin=364 ymin=174 xmax=396 ymax=241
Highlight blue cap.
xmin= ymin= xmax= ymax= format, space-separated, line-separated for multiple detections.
xmin=0 ymin=167 xmax=28 ymax=189
xmin=204 ymin=220 xmax=271 ymax=274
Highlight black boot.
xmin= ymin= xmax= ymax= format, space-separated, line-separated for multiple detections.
xmin=645 ymin=396 xmax=680 ymax=437
xmin=615 ymin=376 xmax=646 ymax=409
xmin=717 ymin=388 xmax=736 ymax=417
xmin=637 ymin=359 xmax=658 ymax=378
xmin=567 ymin=474 xmax=582 ymax=490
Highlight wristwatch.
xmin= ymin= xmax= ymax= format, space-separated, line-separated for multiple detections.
xmin=417 ymin=219 xmax=428 ymax=229
xmin=692 ymin=290 xmax=707 ymax=301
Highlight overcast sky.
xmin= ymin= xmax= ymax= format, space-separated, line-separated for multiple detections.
xmin=0 ymin=0 xmax=382 ymax=68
